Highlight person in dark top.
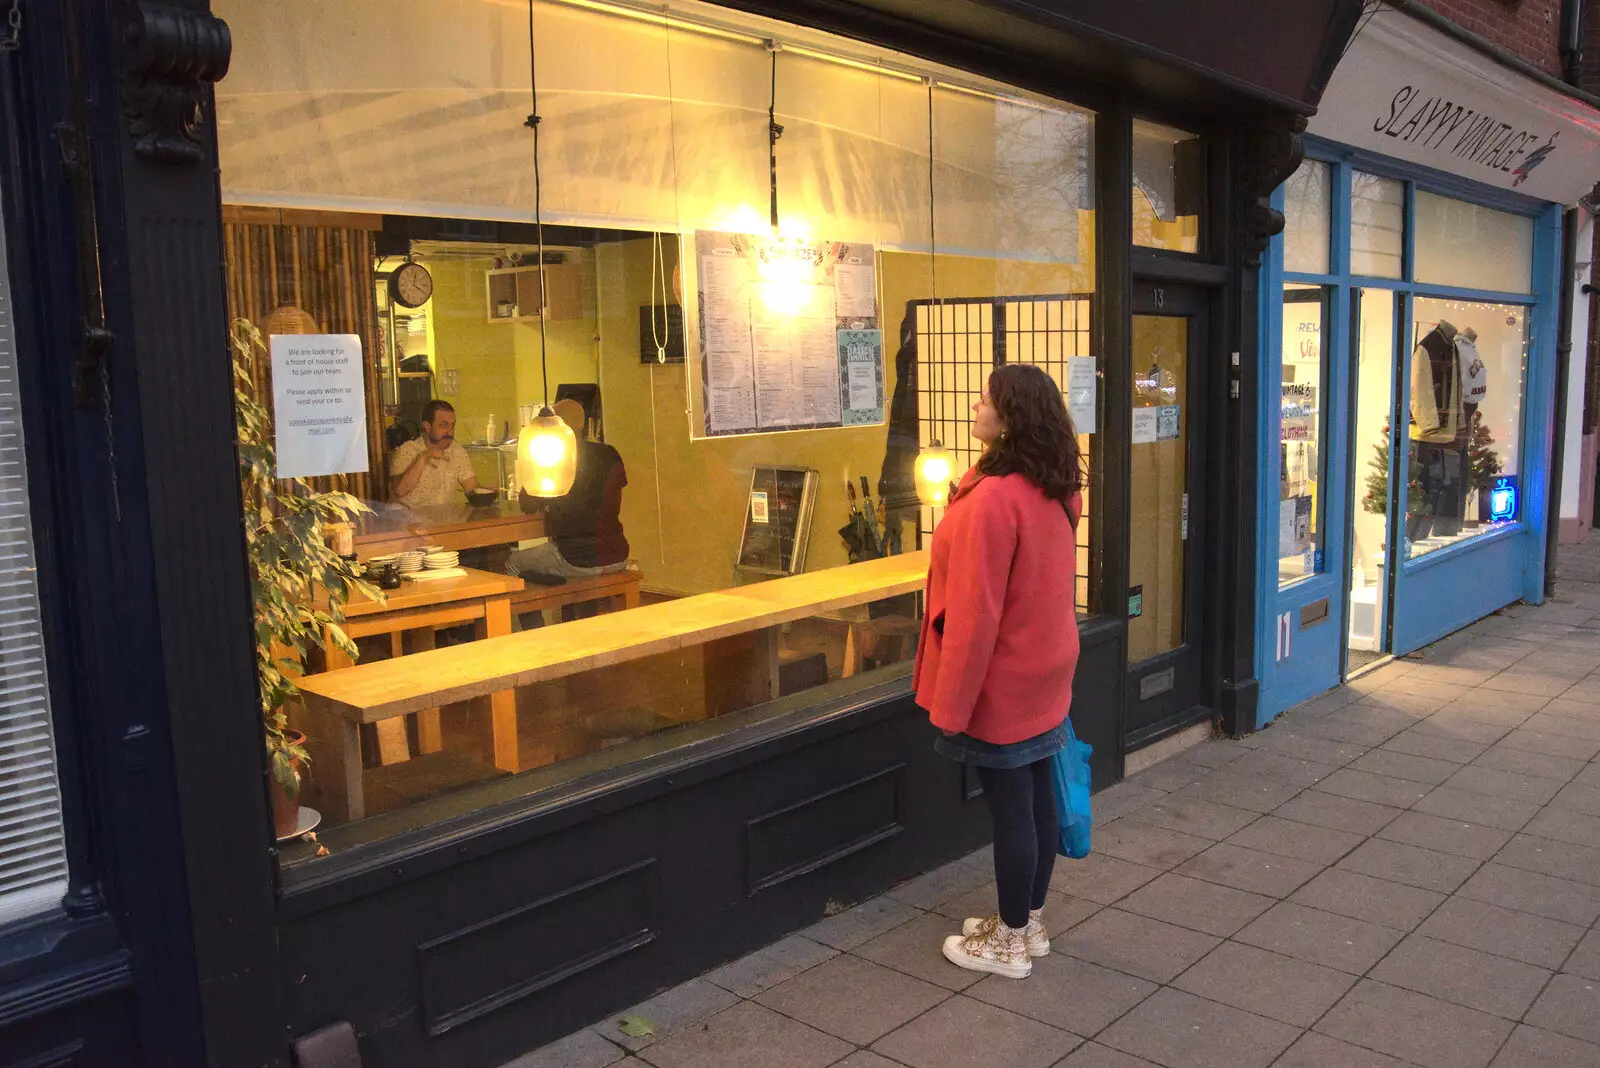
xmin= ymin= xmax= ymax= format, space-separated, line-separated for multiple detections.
xmin=506 ymin=399 xmax=631 ymax=579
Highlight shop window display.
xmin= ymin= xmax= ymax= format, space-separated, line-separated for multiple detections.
xmin=1400 ymin=297 xmax=1527 ymax=558
xmin=213 ymin=0 xmax=1098 ymax=863
xmin=1279 ymin=285 xmax=1328 ymax=586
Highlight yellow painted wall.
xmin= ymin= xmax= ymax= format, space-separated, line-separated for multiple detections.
xmin=419 ymin=252 xmax=600 ymax=487
xmin=597 ymin=222 xmax=1095 ymax=598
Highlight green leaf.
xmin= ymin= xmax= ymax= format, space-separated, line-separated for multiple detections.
xmin=616 ymin=1017 xmax=655 ymax=1038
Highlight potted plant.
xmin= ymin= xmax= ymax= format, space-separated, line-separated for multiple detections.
xmin=232 ymin=318 xmax=379 ymax=837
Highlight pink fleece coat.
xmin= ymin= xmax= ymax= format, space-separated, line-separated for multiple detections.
xmin=913 ymin=471 xmax=1081 ymax=744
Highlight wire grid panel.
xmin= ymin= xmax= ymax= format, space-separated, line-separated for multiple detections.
xmin=914 ymin=295 xmax=1093 ymax=613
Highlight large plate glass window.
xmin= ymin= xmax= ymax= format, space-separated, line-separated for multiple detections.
xmin=215 ymin=0 xmax=1097 ymax=866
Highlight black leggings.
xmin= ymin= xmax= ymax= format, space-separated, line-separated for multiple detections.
xmin=977 ymin=759 xmax=1060 ymax=929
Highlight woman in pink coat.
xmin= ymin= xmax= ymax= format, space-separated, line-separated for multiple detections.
xmin=913 ymin=363 xmax=1083 ymax=979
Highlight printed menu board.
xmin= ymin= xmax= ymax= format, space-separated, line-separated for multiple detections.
xmin=695 ymin=231 xmax=883 ymax=437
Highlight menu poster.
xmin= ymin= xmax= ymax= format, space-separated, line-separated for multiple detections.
xmin=737 ymin=466 xmax=818 ymax=575
xmin=270 ymin=333 xmax=369 ymax=478
xmin=695 ymin=231 xmax=882 ymax=437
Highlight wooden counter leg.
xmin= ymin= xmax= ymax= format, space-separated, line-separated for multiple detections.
xmin=479 ymin=596 xmax=521 ymax=773
xmin=304 ymin=697 xmax=364 ymax=822
xmin=704 ymin=625 xmax=780 ymax=717
xmin=406 ymin=627 xmax=444 ymax=755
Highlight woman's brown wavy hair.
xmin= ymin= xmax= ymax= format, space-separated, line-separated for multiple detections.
xmin=973 ymin=363 xmax=1084 ymax=506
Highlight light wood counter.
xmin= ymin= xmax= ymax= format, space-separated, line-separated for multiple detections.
xmin=352 ymin=499 xmax=546 ymax=558
xmin=299 ymin=550 xmax=928 ymax=734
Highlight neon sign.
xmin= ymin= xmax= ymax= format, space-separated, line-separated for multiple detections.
xmin=1489 ymin=475 xmax=1518 ymax=522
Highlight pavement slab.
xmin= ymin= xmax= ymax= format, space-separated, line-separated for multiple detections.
xmin=510 ymin=559 xmax=1600 ymax=1068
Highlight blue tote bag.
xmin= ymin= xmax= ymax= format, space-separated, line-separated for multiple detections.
xmin=1052 ymin=719 xmax=1093 ymax=859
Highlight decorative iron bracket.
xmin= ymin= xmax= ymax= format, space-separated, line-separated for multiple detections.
xmin=123 ymin=1 xmax=231 ymax=163
xmin=1235 ymin=115 xmax=1307 ymax=268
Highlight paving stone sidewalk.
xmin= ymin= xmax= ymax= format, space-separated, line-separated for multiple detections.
xmin=512 ymin=539 xmax=1600 ymax=1068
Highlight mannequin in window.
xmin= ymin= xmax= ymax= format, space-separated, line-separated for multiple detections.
xmin=1409 ymin=320 xmax=1466 ymax=540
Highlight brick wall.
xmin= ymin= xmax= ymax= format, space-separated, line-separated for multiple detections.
xmin=1415 ymin=0 xmax=1566 ymax=75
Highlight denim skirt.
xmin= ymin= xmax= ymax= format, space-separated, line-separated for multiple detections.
xmin=934 ymin=722 xmax=1067 ymax=769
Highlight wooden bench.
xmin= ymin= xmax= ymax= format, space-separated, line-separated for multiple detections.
xmin=509 ymin=566 xmax=642 ymax=627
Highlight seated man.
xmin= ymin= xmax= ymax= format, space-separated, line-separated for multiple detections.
xmin=388 ymin=400 xmax=482 ymax=508
xmin=507 ymin=399 xmax=630 ymax=580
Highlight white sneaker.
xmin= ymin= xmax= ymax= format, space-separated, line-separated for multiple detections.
xmin=943 ymin=916 xmax=1031 ymax=979
xmin=962 ymin=909 xmax=1050 ymax=957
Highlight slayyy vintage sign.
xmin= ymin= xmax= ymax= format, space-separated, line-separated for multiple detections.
xmin=1311 ymin=9 xmax=1600 ymax=205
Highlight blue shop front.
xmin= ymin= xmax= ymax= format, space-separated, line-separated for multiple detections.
xmin=1256 ymin=8 xmax=1600 ymax=722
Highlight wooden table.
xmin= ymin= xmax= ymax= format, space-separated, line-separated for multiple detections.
xmin=298 ymin=552 xmax=929 ymax=821
xmin=352 ymin=499 xmax=546 ymax=559
xmin=310 ymin=566 xmax=527 ymax=819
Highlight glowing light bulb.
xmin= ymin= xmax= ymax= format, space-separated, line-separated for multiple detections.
xmin=914 ymin=445 xmax=956 ymax=506
xmin=516 ymin=407 xmax=577 ymax=498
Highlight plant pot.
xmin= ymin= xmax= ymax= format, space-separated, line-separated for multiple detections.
xmin=269 ymin=730 xmax=307 ymax=839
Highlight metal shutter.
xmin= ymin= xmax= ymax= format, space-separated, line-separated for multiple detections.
xmin=0 ymin=194 xmax=69 ymax=925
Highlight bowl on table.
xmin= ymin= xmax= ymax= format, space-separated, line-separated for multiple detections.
xmin=465 ymin=487 xmax=499 ymax=508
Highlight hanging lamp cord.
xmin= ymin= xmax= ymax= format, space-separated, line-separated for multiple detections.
xmin=768 ymin=45 xmax=783 ymax=230
xmin=926 ymin=80 xmax=942 ymax=449
xmin=526 ymin=0 xmax=551 ymax=407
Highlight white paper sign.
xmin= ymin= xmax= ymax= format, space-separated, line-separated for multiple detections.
xmin=1131 ymin=408 xmax=1158 ymax=445
xmin=1157 ymin=405 xmax=1181 ymax=441
xmin=751 ymin=491 xmax=769 ymax=524
xmin=1066 ymin=357 xmax=1097 ymax=435
xmin=270 ymin=334 xmax=368 ymax=478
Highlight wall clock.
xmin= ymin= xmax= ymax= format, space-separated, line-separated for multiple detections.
xmin=390 ymin=262 xmax=434 ymax=308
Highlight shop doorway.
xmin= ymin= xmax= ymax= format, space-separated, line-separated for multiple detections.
xmin=1343 ymin=287 xmax=1400 ymax=674
xmin=1126 ymin=285 xmax=1209 ymax=743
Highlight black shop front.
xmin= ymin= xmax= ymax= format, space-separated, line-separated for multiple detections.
xmin=0 ymin=2 xmax=1361 ymax=1066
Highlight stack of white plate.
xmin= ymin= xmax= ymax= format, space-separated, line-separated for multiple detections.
xmin=397 ymin=551 xmax=426 ymax=574
xmin=423 ymin=550 xmax=460 ymax=570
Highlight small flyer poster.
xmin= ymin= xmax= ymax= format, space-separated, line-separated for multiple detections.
xmin=750 ymin=491 xmax=770 ymax=524
xmin=840 ymin=329 xmax=884 ymax=425
xmin=1131 ymin=408 xmax=1158 ymax=444
xmin=1157 ymin=405 xmax=1181 ymax=441
xmin=1066 ymin=356 xmax=1097 ymax=434
xmin=269 ymin=333 xmax=369 ymax=478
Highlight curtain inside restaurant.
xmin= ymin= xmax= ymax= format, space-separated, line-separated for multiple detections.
xmin=212 ymin=0 xmax=1090 ymax=265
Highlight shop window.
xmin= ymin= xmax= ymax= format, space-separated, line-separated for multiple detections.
xmin=1403 ymin=297 xmax=1528 ymax=559
xmin=0 ymin=201 xmax=70 ymax=924
xmin=214 ymin=0 xmax=1097 ymax=865
xmin=1282 ymin=159 xmax=1330 ymax=275
xmin=1279 ymin=285 xmax=1329 ymax=586
xmin=1132 ymin=120 xmax=1204 ymax=254
xmin=1349 ymin=171 xmax=1404 ymax=279
xmin=1414 ymin=192 xmax=1534 ymax=294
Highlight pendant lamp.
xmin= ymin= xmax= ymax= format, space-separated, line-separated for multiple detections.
xmin=517 ymin=0 xmax=575 ymax=498
xmin=914 ymin=444 xmax=954 ymax=507
xmin=913 ymin=81 xmax=951 ymax=508
xmin=517 ymin=407 xmax=577 ymax=498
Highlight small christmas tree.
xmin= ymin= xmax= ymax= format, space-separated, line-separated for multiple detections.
xmin=1467 ymin=417 xmax=1502 ymax=494
xmin=1362 ymin=423 xmax=1426 ymax=517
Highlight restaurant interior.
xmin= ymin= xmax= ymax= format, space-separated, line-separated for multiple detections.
xmin=208 ymin=0 xmax=1158 ymax=863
